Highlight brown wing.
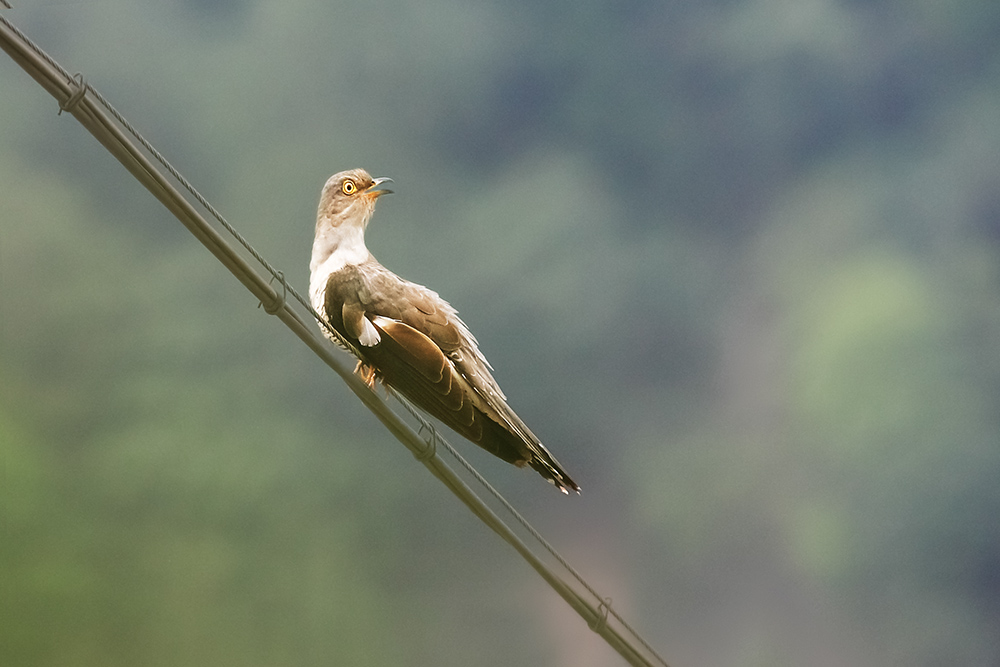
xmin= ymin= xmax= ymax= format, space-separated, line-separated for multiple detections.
xmin=323 ymin=260 xmax=579 ymax=493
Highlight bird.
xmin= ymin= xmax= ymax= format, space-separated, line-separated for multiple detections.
xmin=309 ymin=168 xmax=579 ymax=494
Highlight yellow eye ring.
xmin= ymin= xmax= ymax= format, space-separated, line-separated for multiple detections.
xmin=342 ymin=179 xmax=357 ymax=195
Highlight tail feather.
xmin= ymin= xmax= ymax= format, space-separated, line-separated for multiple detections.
xmin=479 ymin=416 xmax=580 ymax=494
xmin=526 ymin=446 xmax=581 ymax=495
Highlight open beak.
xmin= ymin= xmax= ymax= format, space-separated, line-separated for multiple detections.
xmin=366 ymin=177 xmax=394 ymax=198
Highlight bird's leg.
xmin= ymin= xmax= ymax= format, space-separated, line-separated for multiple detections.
xmin=354 ymin=360 xmax=377 ymax=389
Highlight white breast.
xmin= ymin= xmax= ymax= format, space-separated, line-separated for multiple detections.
xmin=308 ymin=220 xmax=370 ymax=315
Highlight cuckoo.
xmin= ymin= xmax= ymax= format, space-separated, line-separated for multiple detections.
xmin=309 ymin=169 xmax=579 ymax=493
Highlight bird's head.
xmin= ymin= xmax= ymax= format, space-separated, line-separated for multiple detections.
xmin=317 ymin=168 xmax=394 ymax=231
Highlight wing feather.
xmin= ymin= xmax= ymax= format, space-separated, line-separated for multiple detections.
xmin=323 ymin=260 xmax=579 ymax=492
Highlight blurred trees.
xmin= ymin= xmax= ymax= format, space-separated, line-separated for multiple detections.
xmin=3 ymin=0 xmax=1000 ymax=665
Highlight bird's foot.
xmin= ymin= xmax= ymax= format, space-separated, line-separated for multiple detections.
xmin=354 ymin=361 xmax=377 ymax=389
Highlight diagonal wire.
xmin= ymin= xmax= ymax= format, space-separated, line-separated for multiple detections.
xmin=0 ymin=14 xmax=671 ymax=667
xmin=388 ymin=388 xmax=667 ymax=659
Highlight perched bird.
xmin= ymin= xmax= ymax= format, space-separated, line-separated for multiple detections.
xmin=309 ymin=168 xmax=579 ymax=494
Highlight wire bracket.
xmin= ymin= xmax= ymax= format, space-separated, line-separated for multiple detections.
xmin=58 ymin=72 xmax=87 ymax=115
xmin=259 ymin=271 xmax=288 ymax=314
xmin=414 ymin=421 xmax=438 ymax=461
xmin=590 ymin=597 xmax=613 ymax=633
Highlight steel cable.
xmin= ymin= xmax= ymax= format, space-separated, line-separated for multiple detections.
xmin=0 ymin=14 xmax=671 ymax=667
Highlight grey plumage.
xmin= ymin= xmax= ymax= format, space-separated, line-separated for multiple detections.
xmin=309 ymin=169 xmax=579 ymax=493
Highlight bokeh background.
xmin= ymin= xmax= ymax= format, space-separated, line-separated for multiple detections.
xmin=3 ymin=1 xmax=1000 ymax=665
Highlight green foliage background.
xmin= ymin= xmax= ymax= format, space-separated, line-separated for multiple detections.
xmin=3 ymin=1 xmax=1000 ymax=665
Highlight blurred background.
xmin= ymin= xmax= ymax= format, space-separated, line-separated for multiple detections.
xmin=2 ymin=1 xmax=1000 ymax=665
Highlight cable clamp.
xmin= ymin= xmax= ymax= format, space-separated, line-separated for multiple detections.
xmin=259 ymin=271 xmax=287 ymax=314
xmin=414 ymin=421 xmax=438 ymax=461
xmin=590 ymin=597 xmax=612 ymax=633
xmin=59 ymin=73 xmax=87 ymax=115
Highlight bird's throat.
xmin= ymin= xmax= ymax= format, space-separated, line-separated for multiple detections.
xmin=310 ymin=220 xmax=369 ymax=272
xmin=309 ymin=219 xmax=371 ymax=314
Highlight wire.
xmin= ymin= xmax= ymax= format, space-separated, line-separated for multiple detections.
xmin=390 ymin=389 xmax=669 ymax=662
xmin=0 ymin=15 xmax=672 ymax=667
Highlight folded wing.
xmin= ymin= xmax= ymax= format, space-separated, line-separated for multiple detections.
xmin=324 ymin=261 xmax=579 ymax=493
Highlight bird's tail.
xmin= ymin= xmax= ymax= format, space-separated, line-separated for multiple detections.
xmin=527 ymin=445 xmax=580 ymax=495
xmin=475 ymin=415 xmax=580 ymax=494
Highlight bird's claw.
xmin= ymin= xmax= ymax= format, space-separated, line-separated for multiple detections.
xmin=354 ymin=360 xmax=377 ymax=389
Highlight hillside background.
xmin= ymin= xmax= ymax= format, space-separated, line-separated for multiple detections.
xmin=3 ymin=1 xmax=1000 ymax=665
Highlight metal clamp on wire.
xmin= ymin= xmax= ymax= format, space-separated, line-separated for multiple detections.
xmin=260 ymin=271 xmax=287 ymax=314
xmin=58 ymin=73 xmax=87 ymax=115
xmin=590 ymin=597 xmax=613 ymax=633
xmin=414 ymin=421 xmax=438 ymax=462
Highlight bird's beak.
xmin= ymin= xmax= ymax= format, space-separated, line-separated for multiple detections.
xmin=366 ymin=177 xmax=394 ymax=198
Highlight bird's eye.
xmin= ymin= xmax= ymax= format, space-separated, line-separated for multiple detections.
xmin=342 ymin=180 xmax=357 ymax=195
